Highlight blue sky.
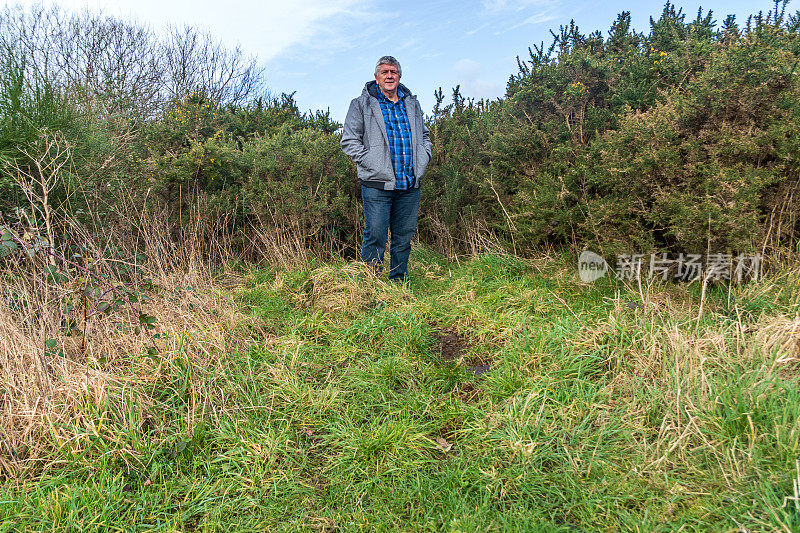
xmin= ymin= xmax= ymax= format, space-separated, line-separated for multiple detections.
xmin=5 ymin=0 xmax=781 ymax=121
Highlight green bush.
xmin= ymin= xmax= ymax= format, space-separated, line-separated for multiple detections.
xmin=426 ymin=2 xmax=800 ymax=255
xmin=0 ymin=57 xmax=78 ymax=216
xmin=241 ymin=126 xmax=359 ymax=250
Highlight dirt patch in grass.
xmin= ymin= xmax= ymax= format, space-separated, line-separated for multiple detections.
xmin=298 ymin=427 xmax=333 ymax=495
xmin=430 ymin=324 xmax=490 ymax=402
xmin=430 ymin=325 xmax=470 ymax=363
xmin=429 ymin=324 xmax=495 ymax=376
xmin=464 ymin=349 xmax=494 ymax=375
xmin=299 ymin=427 xmax=327 ymax=456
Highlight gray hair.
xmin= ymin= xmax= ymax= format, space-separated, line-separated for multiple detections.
xmin=374 ymin=56 xmax=401 ymax=78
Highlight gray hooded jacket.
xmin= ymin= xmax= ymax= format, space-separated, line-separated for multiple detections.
xmin=341 ymin=81 xmax=431 ymax=190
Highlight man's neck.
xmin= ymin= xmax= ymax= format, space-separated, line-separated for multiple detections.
xmin=380 ymin=87 xmax=399 ymax=103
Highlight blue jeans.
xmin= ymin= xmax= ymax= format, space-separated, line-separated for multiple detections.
xmin=361 ymin=185 xmax=421 ymax=281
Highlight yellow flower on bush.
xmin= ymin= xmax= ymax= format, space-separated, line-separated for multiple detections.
xmin=564 ymin=81 xmax=588 ymax=100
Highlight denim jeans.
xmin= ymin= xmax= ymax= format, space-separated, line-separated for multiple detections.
xmin=361 ymin=185 xmax=421 ymax=281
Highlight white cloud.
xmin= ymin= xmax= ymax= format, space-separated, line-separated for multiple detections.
xmin=417 ymin=51 xmax=444 ymax=61
xmin=475 ymin=0 xmax=560 ymax=36
xmin=241 ymin=0 xmax=370 ymax=62
xmin=399 ymin=36 xmax=422 ymax=50
xmin=453 ymin=58 xmax=483 ymax=78
xmin=491 ymin=5 xmax=558 ymax=35
xmin=452 ymin=58 xmax=502 ymax=101
xmin=462 ymin=79 xmax=503 ymax=101
xmin=275 ymin=3 xmax=397 ymax=60
xmin=21 ymin=0 xmax=372 ymax=63
xmin=482 ymin=0 xmax=553 ymax=12
xmin=505 ymin=8 xmax=559 ymax=31
xmin=466 ymin=22 xmax=491 ymax=36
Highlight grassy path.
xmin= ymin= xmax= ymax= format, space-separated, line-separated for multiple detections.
xmin=2 ymin=250 xmax=799 ymax=531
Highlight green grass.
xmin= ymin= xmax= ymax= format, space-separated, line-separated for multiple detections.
xmin=2 ymin=248 xmax=799 ymax=531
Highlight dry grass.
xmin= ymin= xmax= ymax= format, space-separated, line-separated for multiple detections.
xmin=588 ymin=266 xmax=800 ymax=485
xmin=0 ymin=209 xmax=246 ymax=479
xmin=273 ymin=262 xmax=410 ymax=316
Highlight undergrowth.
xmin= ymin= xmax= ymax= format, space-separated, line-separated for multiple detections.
xmin=1 ymin=247 xmax=798 ymax=531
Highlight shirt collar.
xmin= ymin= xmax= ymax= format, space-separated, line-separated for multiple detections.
xmin=378 ymin=86 xmax=404 ymax=103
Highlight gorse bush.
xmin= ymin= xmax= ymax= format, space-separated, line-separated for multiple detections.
xmin=573 ymin=13 xmax=800 ymax=254
xmin=139 ymin=91 xmax=356 ymax=256
xmin=0 ymin=56 xmax=78 ymax=214
xmin=239 ymin=127 xmax=359 ymax=251
xmin=426 ymin=1 xmax=800 ymax=256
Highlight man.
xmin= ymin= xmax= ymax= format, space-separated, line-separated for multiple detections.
xmin=341 ymin=56 xmax=431 ymax=283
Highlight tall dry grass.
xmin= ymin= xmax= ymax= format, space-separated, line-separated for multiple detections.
xmin=576 ymin=263 xmax=800 ymax=493
xmin=0 ymin=201 xmax=252 ymax=479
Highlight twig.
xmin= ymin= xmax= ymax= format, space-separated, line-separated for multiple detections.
xmin=487 ymin=177 xmax=517 ymax=255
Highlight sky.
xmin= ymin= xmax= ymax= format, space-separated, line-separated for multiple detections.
xmin=2 ymin=0 xmax=780 ymax=121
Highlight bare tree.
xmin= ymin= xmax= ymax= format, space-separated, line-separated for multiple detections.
xmin=52 ymin=10 xmax=163 ymax=116
xmin=0 ymin=4 xmax=267 ymax=117
xmin=162 ymin=25 xmax=265 ymax=107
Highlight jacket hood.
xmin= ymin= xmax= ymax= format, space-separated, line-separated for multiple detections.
xmin=363 ymin=80 xmax=414 ymax=99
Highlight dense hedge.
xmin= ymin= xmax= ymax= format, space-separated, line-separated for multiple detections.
xmin=423 ymin=3 xmax=800 ymax=255
xmin=1 ymin=2 xmax=798 ymax=258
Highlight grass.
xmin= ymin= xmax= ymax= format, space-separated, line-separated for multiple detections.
xmin=1 ymin=246 xmax=799 ymax=531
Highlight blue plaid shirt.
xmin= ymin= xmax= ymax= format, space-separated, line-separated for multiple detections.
xmin=376 ymin=87 xmax=415 ymax=190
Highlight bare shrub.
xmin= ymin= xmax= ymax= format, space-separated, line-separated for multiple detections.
xmin=162 ymin=25 xmax=264 ymax=109
xmin=3 ymin=128 xmax=71 ymax=258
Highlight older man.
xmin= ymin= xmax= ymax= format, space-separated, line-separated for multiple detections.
xmin=341 ymin=56 xmax=431 ymax=283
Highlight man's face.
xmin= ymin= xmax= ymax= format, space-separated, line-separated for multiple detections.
xmin=375 ymin=63 xmax=400 ymax=94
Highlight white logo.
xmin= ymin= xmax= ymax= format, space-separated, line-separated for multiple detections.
xmin=578 ymin=250 xmax=608 ymax=283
